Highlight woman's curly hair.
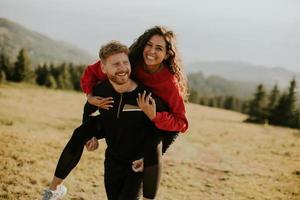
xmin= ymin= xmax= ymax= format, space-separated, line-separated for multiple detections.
xmin=129 ymin=26 xmax=188 ymax=100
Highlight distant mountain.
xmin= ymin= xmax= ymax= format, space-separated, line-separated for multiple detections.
xmin=0 ymin=17 xmax=94 ymax=66
xmin=187 ymin=61 xmax=300 ymax=88
xmin=188 ymin=72 xmax=258 ymax=99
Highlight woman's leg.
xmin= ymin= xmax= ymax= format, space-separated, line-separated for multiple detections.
xmin=142 ymin=133 xmax=163 ymax=199
xmin=142 ymin=131 xmax=178 ymax=199
xmin=50 ymin=115 xmax=104 ymax=189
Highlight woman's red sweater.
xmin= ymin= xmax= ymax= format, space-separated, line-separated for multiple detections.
xmin=80 ymin=60 xmax=188 ymax=133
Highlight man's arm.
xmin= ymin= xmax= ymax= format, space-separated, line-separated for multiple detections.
xmin=84 ymin=115 xmax=106 ymax=151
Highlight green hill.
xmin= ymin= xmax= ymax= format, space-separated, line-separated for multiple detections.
xmin=0 ymin=17 xmax=94 ymax=66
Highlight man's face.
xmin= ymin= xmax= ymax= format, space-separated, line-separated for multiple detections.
xmin=102 ymin=52 xmax=131 ymax=85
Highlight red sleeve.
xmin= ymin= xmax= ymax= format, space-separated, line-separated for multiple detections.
xmin=151 ymin=81 xmax=188 ymax=133
xmin=80 ymin=60 xmax=107 ymax=94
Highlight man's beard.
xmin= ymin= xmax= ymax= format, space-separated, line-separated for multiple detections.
xmin=107 ymin=70 xmax=130 ymax=85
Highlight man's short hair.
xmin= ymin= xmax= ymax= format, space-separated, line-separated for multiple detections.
xmin=99 ymin=41 xmax=129 ymax=62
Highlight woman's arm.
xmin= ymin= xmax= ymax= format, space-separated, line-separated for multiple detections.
xmin=137 ymin=84 xmax=188 ymax=133
xmin=80 ymin=60 xmax=106 ymax=94
xmin=152 ymin=99 xmax=188 ymax=133
xmin=80 ymin=61 xmax=113 ymax=108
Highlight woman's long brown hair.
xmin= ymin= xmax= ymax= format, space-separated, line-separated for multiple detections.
xmin=129 ymin=26 xmax=188 ymax=100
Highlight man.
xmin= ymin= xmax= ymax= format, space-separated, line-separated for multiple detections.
xmin=92 ymin=41 xmax=165 ymax=200
xmin=43 ymin=41 xmax=171 ymax=200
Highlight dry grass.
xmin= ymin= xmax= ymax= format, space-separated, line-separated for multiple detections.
xmin=0 ymin=82 xmax=300 ymax=200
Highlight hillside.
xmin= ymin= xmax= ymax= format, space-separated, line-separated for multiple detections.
xmin=0 ymin=18 xmax=94 ymax=66
xmin=188 ymin=72 xmax=258 ymax=99
xmin=187 ymin=61 xmax=300 ymax=88
xmin=0 ymin=83 xmax=300 ymax=200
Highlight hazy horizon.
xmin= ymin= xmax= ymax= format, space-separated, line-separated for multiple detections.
xmin=1 ymin=0 xmax=299 ymax=72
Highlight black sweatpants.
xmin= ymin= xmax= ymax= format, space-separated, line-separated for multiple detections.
xmin=104 ymin=156 xmax=143 ymax=200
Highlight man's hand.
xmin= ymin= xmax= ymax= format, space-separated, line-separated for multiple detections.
xmin=132 ymin=158 xmax=144 ymax=172
xmin=87 ymin=94 xmax=114 ymax=110
xmin=85 ymin=137 xmax=99 ymax=151
xmin=137 ymin=91 xmax=156 ymax=120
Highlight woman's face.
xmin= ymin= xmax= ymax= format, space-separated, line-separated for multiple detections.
xmin=143 ymin=35 xmax=168 ymax=68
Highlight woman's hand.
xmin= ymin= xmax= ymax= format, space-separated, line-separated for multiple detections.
xmin=132 ymin=158 xmax=144 ymax=172
xmin=87 ymin=94 xmax=114 ymax=110
xmin=137 ymin=91 xmax=156 ymax=120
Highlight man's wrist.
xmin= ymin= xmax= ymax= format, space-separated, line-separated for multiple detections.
xmin=86 ymin=93 xmax=92 ymax=99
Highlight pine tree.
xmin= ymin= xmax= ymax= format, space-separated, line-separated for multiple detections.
xmin=208 ymin=98 xmax=216 ymax=107
xmin=246 ymin=83 xmax=268 ymax=123
xmin=56 ymin=63 xmax=73 ymax=89
xmin=0 ymin=69 xmax=6 ymax=83
xmin=215 ymin=96 xmax=224 ymax=108
xmin=0 ymin=53 xmax=13 ymax=80
xmin=268 ymin=84 xmax=280 ymax=110
xmin=269 ymin=79 xmax=298 ymax=127
xmin=49 ymin=63 xmax=59 ymax=81
xmin=12 ymin=48 xmax=34 ymax=82
xmin=223 ymin=96 xmax=235 ymax=110
xmin=44 ymin=73 xmax=57 ymax=88
xmin=285 ymin=78 xmax=298 ymax=127
xmin=269 ymin=93 xmax=288 ymax=126
xmin=35 ymin=64 xmax=48 ymax=86
xmin=294 ymin=111 xmax=300 ymax=129
xmin=188 ymin=89 xmax=199 ymax=103
xmin=266 ymin=84 xmax=280 ymax=123
xmin=69 ymin=63 xmax=82 ymax=90
xmin=199 ymin=97 xmax=206 ymax=105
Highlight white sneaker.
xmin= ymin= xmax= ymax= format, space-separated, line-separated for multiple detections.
xmin=42 ymin=185 xmax=67 ymax=200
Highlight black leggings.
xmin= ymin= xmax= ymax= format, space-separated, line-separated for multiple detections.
xmin=54 ymin=115 xmax=104 ymax=179
xmin=54 ymin=108 xmax=163 ymax=199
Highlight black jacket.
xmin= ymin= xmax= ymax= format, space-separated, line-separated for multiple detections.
xmin=85 ymin=80 xmax=178 ymax=162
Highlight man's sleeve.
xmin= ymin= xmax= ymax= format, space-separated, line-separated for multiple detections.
xmin=82 ymin=101 xmax=99 ymax=123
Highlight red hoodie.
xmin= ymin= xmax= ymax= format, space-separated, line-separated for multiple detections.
xmin=80 ymin=60 xmax=188 ymax=133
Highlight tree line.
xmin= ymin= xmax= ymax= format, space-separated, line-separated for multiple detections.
xmin=189 ymin=90 xmax=247 ymax=113
xmin=246 ymin=79 xmax=300 ymax=128
xmin=0 ymin=48 xmax=85 ymax=90
xmin=189 ymin=78 xmax=300 ymax=129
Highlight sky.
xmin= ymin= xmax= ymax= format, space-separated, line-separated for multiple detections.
xmin=1 ymin=0 xmax=299 ymax=72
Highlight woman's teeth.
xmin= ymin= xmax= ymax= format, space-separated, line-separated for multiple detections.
xmin=146 ymin=55 xmax=155 ymax=60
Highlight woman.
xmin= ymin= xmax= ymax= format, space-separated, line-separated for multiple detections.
xmin=83 ymin=26 xmax=188 ymax=133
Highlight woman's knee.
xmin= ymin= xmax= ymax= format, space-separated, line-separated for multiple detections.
xmin=144 ymin=143 xmax=162 ymax=167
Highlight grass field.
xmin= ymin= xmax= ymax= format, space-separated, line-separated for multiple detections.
xmin=0 ymin=82 xmax=300 ymax=200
